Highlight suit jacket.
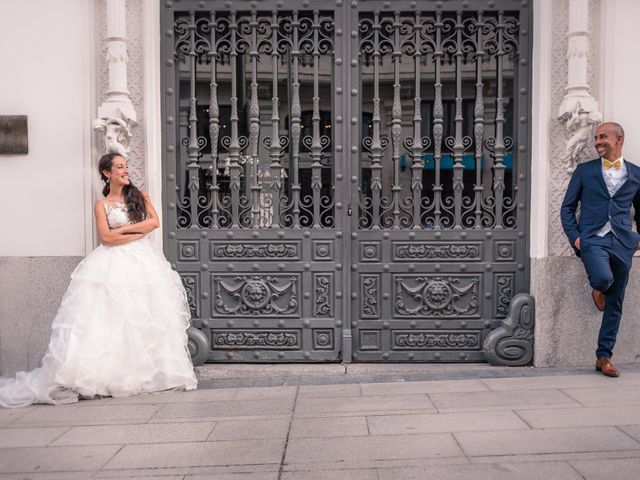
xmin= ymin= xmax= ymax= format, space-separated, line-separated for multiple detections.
xmin=561 ymin=158 xmax=640 ymax=254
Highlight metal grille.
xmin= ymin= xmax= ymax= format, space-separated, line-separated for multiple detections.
xmin=161 ymin=0 xmax=532 ymax=363
xmin=172 ymin=10 xmax=336 ymax=230
xmin=356 ymin=10 xmax=519 ymax=231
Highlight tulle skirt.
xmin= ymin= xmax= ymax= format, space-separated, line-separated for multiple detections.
xmin=0 ymin=237 xmax=197 ymax=408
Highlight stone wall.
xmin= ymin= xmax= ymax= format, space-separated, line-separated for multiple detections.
xmin=533 ymin=257 xmax=640 ymax=366
xmin=0 ymin=257 xmax=82 ymax=376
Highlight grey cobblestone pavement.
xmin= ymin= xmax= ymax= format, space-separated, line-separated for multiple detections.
xmin=1 ymin=363 xmax=640 ymax=479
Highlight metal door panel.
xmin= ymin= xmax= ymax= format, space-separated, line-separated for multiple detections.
xmin=161 ymin=0 xmax=533 ymax=364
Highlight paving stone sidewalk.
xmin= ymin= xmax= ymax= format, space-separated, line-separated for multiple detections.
xmin=1 ymin=363 xmax=640 ymax=479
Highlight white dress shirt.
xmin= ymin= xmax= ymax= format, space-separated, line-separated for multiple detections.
xmin=596 ymin=157 xmax=627 ymax=237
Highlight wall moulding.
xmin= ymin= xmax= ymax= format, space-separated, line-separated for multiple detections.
xmin=94 ymin=0 xmax=145 ymax=187
xmin=548 ymin=0 xmax=601 ymax=257
xmin=557 ymin=0 xmax=601 ymax=174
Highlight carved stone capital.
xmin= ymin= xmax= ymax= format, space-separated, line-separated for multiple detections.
xmin=93 ymin=112 xmax=136 ymax=156
xmin=557 ymin=0 xmax=600 ymax=173
xmin=95 ymin=0 xmax=138 ymax=158
xmin=483 ymin=293 xmax=535 ymax=366
xmin=557 ymin=102 xmax=602 ymax=172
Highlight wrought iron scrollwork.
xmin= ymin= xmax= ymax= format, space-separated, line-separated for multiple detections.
xmin=357 ymin=10 xmax=521 ymax=231
xmin=213 ymin=330 xmax=300 ymax=349
xmin=394 ymin=242 xmax=481 ymax=261
xmin=171 ymin=10 xmax=335 ymax=230
xmin=313 ymin=274 xmax=333 ymax=317
xmin=361 ymin=275 xmax=380 ymax=318
xmin=211 ymin=242 xmax=299 ymax=259
xmin=393 ymin=332 xmax=480 ymax=349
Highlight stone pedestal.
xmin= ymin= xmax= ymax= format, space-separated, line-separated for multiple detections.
xmin=533 ymin=257 xmax=640 ymax=366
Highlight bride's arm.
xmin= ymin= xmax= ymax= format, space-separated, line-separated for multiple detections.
xmin=94 ymin=201 xmax=145 ymax=246
xmin=113 ymin=192 xmax=160 ymax=235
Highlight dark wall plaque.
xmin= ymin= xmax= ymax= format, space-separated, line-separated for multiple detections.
xmin=0 ymin=116 xmax=28 ymax=154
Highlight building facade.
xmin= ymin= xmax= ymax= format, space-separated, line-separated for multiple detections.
xmin=1 ymin=0 xmax=639 ymax=375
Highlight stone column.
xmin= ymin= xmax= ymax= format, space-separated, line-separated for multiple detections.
xmin=94 ymin=0 xmax=137 ymax=157
xmin=558 ymin=0 xmax=601 ymax=172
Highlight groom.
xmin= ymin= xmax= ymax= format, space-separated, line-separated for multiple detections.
xmin=561 ymin=122 xmax=640 ymax=377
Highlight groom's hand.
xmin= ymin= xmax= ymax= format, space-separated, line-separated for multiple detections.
xmin=574 ymin=238 xmax=581 ymax=250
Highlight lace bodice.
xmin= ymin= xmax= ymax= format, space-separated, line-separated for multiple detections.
xmin=104 ymin=202 xmax=132 ymax=229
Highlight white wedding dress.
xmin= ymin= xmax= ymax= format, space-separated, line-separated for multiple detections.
xmin=0 ymin=202 xmax=197 ymax=408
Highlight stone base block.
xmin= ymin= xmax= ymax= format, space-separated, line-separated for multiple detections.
xmin=0 ymin=256 xmax=82 ymax=376
xmin=532 ymin=257 xmax=640 ymax=367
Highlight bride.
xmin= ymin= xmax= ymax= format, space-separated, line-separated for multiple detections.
xmin=0 ymin=153 xmax=197 ymax=408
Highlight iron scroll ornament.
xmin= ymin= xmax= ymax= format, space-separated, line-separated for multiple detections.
xmin=483 ymin=293 xmax=535 ymax=366
xmin=187 ymin=327 xmax=210 ymax=366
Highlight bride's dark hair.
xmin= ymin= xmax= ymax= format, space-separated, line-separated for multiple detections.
xmin=98 ymin=153 xmax=147 ymax=223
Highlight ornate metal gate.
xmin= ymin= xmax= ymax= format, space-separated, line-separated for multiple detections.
xmin=161 ymin=0 xmax=533 ymax=364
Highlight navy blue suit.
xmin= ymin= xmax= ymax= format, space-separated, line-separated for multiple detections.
xmin=561 ymin=158 xmax=640 ymax=358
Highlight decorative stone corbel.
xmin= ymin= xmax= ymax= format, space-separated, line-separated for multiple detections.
xmin=483 ymin=293 xmax=535 ymax=366
xmin=558 ymin=103 xmax=602 ymax=172
xmin=93 ymin=115 xmax=133 ymax=157
xmin=94 ymin=0 xmax=137 ymax=156
xmin=558 ymin=0 xmax=601 ymax=172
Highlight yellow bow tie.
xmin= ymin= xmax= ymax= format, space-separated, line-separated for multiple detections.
xmin=603 ymin=159 xmax=621 ymax=170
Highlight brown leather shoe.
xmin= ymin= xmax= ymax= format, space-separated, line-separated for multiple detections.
xmin=595 ymin=357 xmax=620 ymax=377
xmin=592 ymin=289 xmax=605 ymax=312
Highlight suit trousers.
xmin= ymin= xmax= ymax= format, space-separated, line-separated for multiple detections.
xmin=580 ymin=232 xmax=635 ymax=358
